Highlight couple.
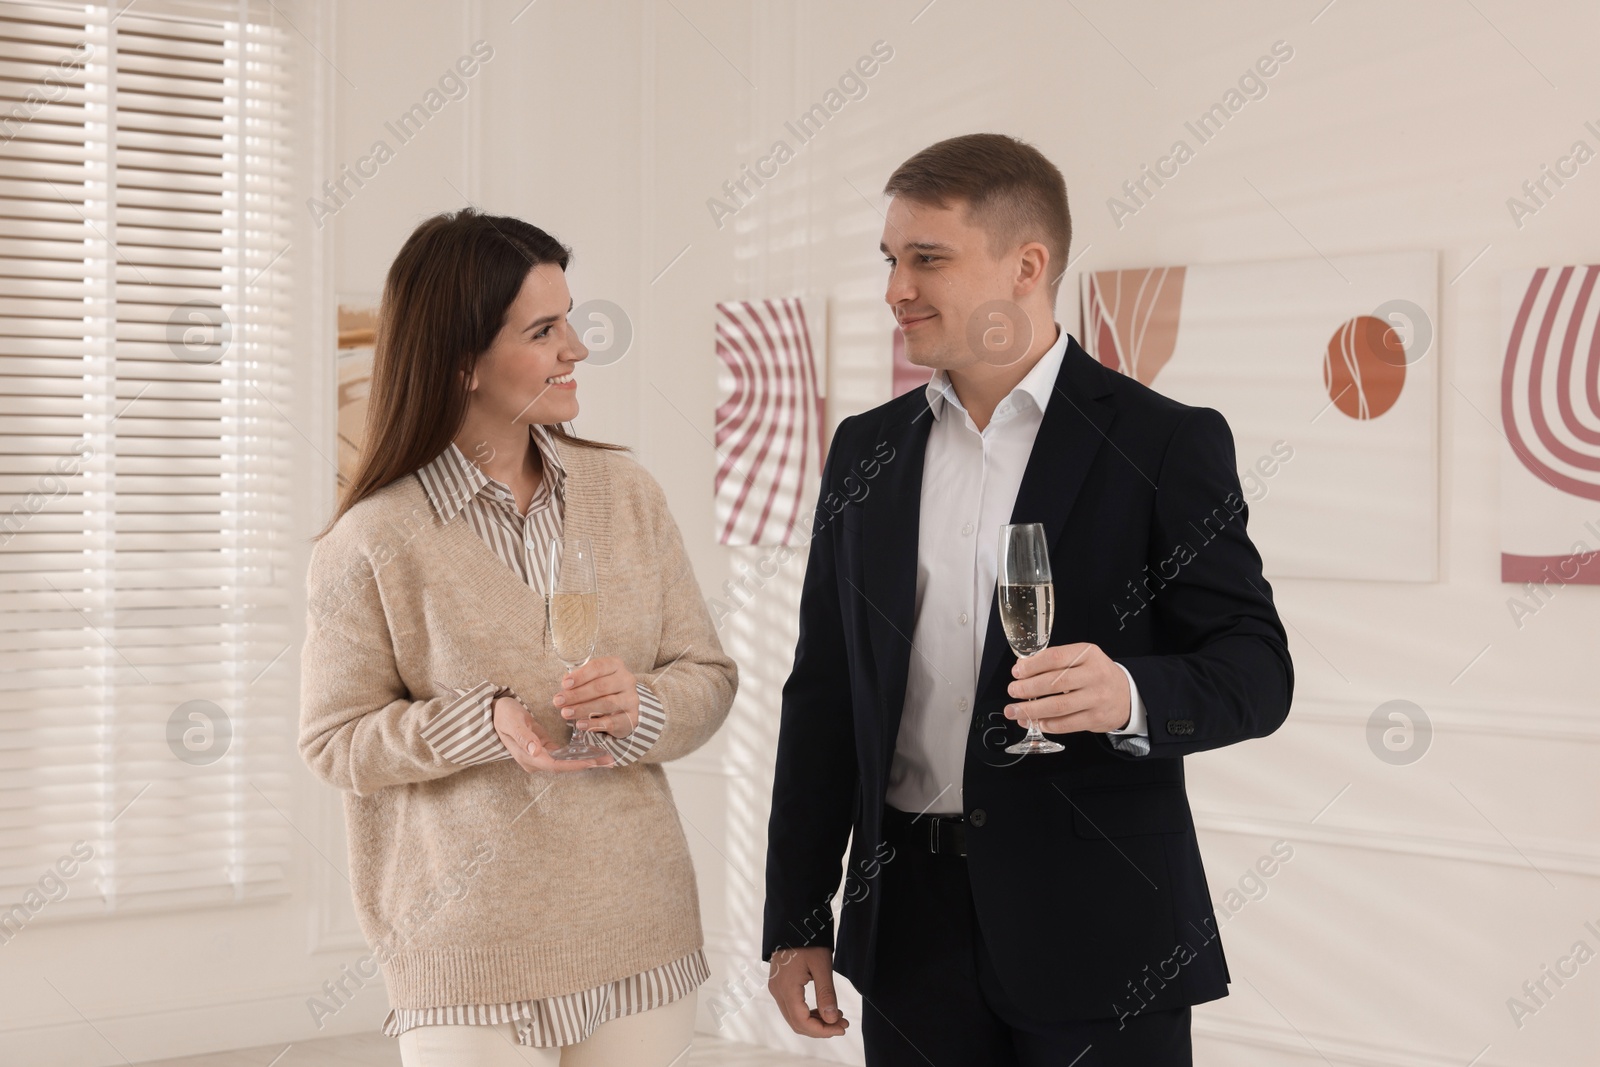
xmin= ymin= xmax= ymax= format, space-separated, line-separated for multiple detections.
xmin=299 ymin=133 xmax=1293 ymax=1067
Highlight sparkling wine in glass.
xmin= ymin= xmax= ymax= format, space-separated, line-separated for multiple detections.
xmin=998 ymin=522 xmax=1063 ymax=755
xmin=545 ymin=534 xmax=606 ymax=762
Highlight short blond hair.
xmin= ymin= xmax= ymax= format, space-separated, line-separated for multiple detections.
xmin=884 ymin=133 xmax=1072 ymax=294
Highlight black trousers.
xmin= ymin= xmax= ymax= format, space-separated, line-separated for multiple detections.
xmin=860 ymin=815 xmax=1192 ymax=1067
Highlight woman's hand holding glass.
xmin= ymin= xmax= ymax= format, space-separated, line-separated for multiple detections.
xmin=492 ymin=695 xmax=613 ymax=773
xmin=552 ymin=655 xmax=641 ymax=739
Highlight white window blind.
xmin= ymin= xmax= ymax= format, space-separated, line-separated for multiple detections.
xmin=0 ymin=0 xmax=299 ymax=922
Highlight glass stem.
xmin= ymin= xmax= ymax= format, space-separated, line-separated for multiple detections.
xmin=1024 ymin=700 xmax=1049 ymax=742
xmin=566 ymin=655 xmax=593 ymax=746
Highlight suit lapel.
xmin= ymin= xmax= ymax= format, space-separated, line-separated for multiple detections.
xmin=859 ymin=396 xmax=935 ymax=753
xmin=974 ymin=339 xmax=1117 ymax=697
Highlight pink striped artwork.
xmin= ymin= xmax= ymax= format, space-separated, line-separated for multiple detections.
xmin=1500 ymin=265 xmax=1600 ymax=586
xmin=713 ymin=298 xmax=826 ymax=546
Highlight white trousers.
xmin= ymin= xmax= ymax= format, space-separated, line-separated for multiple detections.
xmin=397 ymin=990 xmax=697 ymax=1067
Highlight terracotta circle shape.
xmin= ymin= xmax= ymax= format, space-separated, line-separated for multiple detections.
xmin=1324 ymin=315 xmax=1406 ymax=419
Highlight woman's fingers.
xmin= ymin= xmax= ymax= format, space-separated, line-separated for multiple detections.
xmin=524 ymin=740 xmax=614 ymax=773
xmin=553 ymin=658 xmax=639 ymax=739
xmin=493 ymin=696 xmax=611 ymax=772
xmin=515 ymin=722 xmax=614 ymax=772
xmin=566 ymin=713 xmax=633 ymax=739
xmin=554 ymin=675 xmax=626 ymax=708
xmin=559 ymin=691 xmax=639 ymax=737
xmin=553 ymin=681 xmax=620 ymax=713
xmin=554 ymin=656 xmax=637 ymax=708
xmin=492 ymin=697 xmax=543 ymax=772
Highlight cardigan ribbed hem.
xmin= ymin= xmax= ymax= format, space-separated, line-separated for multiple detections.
xmin=382 ymin=925 xmax=706 ymax=1009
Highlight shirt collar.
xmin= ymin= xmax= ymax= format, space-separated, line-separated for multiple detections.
xmin=924 ymin=323 xmax=1070 ymax=426
xmin=417 ymin=424 xmax=567 ymax=523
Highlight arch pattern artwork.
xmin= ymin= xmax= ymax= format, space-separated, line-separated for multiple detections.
xmin=1500 ymin=265 xmax=1600 ymax=585
xmin=713 ymin=298 xmax=826 ymax=546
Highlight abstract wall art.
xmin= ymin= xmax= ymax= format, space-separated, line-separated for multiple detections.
xmin=1080 ymin=251 xmax=1440 ymax=581
xmin=713 ymin=297 xmax=827 ymax=546
xmin=1500 ymin=265 xmax=1600 ymax=586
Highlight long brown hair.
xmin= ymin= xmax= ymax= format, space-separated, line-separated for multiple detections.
xmin=314 ymin=208 xmax=623 ymax=542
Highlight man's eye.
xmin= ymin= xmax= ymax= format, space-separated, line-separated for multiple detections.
xmin=919 ymin=255 xmax=937 ymax=264
xmin=883 ymin=256 xmax=895 ymax=266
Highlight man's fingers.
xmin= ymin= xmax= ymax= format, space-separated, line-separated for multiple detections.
xmin=776 ymin=991 xmax=845 ymax=1038
xmin=1006 ymin=666 xmax=1094 ymax=700
xmin=1012 ymin=642 xmax=1094 ymax=678
xmin=1009 ymin=643 xmax=1070 ymax=676
xmin=769 ymin=969 xmax=811 ymax=1032
xmin=812 ymin=963 xmax=841 ymax=1024
xmin=1006 ymin=692 xmax=1079 ymax=720
xmin=768 ymin=949 xmax=847 ymax=1038
xmin=1031 ymin=712 xmax=1098 ymax=735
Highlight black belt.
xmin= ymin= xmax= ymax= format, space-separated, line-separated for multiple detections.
xmin=883 ymin=805 xmax=967 ymax=857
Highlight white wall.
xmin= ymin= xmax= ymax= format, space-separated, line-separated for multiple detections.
xmin=3 ymin=2 xmax=1594 ymax=1065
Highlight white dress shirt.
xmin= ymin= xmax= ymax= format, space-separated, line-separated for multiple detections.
xmin=885 ymin=326 xmax=1149 ymax=817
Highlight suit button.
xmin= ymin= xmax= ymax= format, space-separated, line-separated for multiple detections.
xmin=1166 ymin=719 xmax=1195 ymax=736
xmin=969 ymin=809 xmax=987 ymax=827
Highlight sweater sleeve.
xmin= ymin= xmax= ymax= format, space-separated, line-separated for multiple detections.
xmin=299 ymin=531 xmax=497 ymax=796
xmin=626 ymin=475 xmax=737 ymax=765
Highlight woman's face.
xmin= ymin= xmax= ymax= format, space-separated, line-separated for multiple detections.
xmin=467 ymin=262 xmax=588 ymax=426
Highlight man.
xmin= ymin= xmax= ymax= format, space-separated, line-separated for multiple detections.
xmin=763 ymin=133 xmax=1293 ymax=1066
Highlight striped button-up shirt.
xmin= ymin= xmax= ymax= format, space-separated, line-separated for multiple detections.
xmin=389 ymin=424 xmax=703 ymax=1046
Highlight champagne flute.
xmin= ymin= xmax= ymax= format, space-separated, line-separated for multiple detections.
xmin=998 ymin=522 xmax=1064 ymax=755
xmin=545 ymin=534 xmax=606 ymax=762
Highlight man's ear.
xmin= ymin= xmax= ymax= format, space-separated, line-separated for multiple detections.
xmin=1013 ymin=240 xmax=1051 ymax=299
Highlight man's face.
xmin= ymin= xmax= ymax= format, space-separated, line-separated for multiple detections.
xmin=881 ymin=196 xmax=1025 ymax=371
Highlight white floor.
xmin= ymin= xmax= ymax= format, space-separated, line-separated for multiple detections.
xmin=133 ymin=1031 xmax=834 ymax=1066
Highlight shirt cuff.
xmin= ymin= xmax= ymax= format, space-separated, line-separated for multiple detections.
xmin=1108 ymin=663 xmax=1151 ymax=757
xmin=419 ymin=680 xmax=514 ymax=766
xmin=592 ymin=682 xmax=666 ymax=767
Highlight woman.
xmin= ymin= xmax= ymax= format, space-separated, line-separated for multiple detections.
xmin=299 ymin=208 xmax=737 ymax=1066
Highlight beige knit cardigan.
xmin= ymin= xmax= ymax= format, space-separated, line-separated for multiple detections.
xmin=298 ymin=440 xmax=737 ymax=1009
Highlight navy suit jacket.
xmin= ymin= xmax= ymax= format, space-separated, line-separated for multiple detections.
xmin=761 ymin=334 xmax=1294 ymax=1023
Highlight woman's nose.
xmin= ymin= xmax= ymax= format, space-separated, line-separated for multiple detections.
xmin=564 ymin=319 xmax=590 ymax=362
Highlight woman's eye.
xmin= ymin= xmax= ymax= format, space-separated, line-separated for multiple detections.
xmin=534 ymin=325 xmax=553 ymax=340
